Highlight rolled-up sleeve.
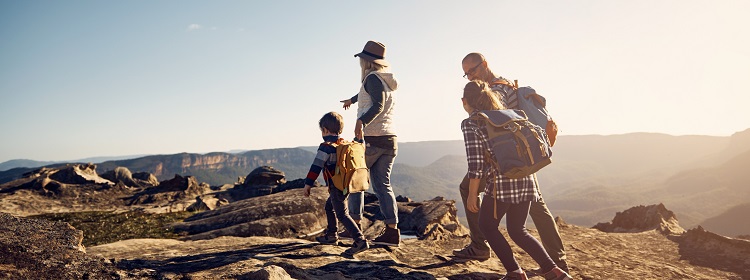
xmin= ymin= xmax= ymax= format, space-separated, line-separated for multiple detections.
xmin=462 ymin=119 xmax=485 ymax=179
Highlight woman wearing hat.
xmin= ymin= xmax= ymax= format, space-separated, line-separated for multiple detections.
xmin=339 ymin=40 xmax=401 ymax=246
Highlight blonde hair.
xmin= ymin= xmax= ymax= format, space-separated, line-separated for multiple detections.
xmin=463 ymin=80 xmax=504 ymax=111
xmin=360 ymin=58 xmax=387 ymax=81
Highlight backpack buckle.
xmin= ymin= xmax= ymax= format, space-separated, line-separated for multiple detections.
xmin=503 ymin=123 xmax=519 ymax=132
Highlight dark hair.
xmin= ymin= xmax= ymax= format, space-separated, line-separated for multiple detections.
xmin=463 ymin=80 xmax=504 ymax=111
xmin=319 ymin=112 xmax=344 ymax=134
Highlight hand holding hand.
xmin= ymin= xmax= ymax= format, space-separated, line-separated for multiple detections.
xmin=341 ymin=99 xmax=353 ymax=110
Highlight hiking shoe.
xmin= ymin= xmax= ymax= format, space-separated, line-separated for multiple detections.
xmin=371 ymin=226 xmax=400 ymax=247
xmin=343 ymin=239 xmax=369 ymax=256
xmin=452 ymin=244 xmax=491 ymax=261
xmin=501 ymin=271 xmax=528 ymax=280
xmin=315 ymin=233 xmax=338 ymax=245
xmin=543 ymin=267 xmax=573 ymax=280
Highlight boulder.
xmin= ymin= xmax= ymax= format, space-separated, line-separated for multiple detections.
xmin=593 ymin=203 xmax=685 ymax=235
xmin=240 ymin=265 xmax=292 ymax=280
xmin=172 ymin=183 xmax=467 ymax=242
xmin=48 ymin=163 xmax=113 ymax=186
xmin=132 ymin=172 xmax=159 ymax=186
xmin=396 ymin=195 xmax=412 ymax=202
xmin=127 ymin=175 xmax=210 ymax=206
xmin=272 ymin=178 xmax=308 ymax=193
xmin=676 ymin=226 xmax=750 ymax=278
xmin=0 ymin=213 xmax=117 ymax=279
xmin=172 ymin=187 xmax=329 ymax=240
xmin=99 ymin=167 xmax=158 ymax=189
xmin=241 ymin=166 xmax=286 ymax=197
xmin=245 ymin=166 xmax=286 ymax=186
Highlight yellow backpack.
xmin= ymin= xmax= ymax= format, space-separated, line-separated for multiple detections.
xmin=324 ymin=139 xmax=370 ymax=194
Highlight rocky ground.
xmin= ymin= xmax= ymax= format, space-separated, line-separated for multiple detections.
xmin=1 ymin=164 xmax=749 ymax=279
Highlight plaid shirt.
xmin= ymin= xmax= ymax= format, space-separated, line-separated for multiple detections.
xmin=462 ymin=111 xmax=540 ymax=204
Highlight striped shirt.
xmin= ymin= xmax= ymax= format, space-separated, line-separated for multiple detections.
xmin=490 ymin=76 xmax=518 ymax=109
xmin=462 ymin=112 xmax=540 ymax=204
xmin=303 ymin=135 xmax=339 ymax=187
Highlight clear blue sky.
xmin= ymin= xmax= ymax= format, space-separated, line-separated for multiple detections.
xmin=1 ymin=1 xmax=749 ymax=162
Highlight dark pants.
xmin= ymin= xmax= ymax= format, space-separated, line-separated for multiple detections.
xmin=459 ymin=174 xmax=567 ymax=264
xmin=478 ymin=199 xmax=556 ymax=273
xmin=459 ymin=174 xmax=489 ymax=250
xmin=325 ymin=186 xmax=365 ymax=242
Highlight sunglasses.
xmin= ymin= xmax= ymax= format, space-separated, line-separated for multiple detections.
xmin=463 ymin=61 xmax=484 ymax=79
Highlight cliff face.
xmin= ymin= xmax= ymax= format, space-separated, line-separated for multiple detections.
xmin=96 ymin=148 xmax=314 ymax=185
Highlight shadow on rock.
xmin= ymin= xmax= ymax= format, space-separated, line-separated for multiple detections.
xmin=252 ymin=260 xmax=439 ymax=280
xmin=116 ymin=242 xmax=327 ymax=275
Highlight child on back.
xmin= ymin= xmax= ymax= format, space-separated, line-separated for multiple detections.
xmin=303 ymin=112 xmax=369 ymax=256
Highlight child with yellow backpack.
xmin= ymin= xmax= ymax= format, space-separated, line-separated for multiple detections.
xmin=303 ymin=112 xmax=370 ymax=257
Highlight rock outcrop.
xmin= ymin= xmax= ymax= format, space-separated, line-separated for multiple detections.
xmin=171 ymin=187 xmax=467 ymax=242
xmin=100 ymin=167 xmax=158 ymax=189
xmin=126 ymin=174 xmax=211 ymax=211
xmin=241 ymin=166 xmax=286 ymax=198
xmin=675 ymin=226 xmax=750 ymax=278
xmin=1 ymin=201 xmax=746 ymax=279
xmin=0 ymin=212 xmax=118 ymax=279
xmin=171 ymin=187 xmax=329 ymax=240
xmin=0 ymin=164 xmax=136 ymax=215
xmin=87 ymin=220 xmax=745 ymax=280
xmin=593 ymin=203 xmax=685 ymax=235
xmin=0 ymin=164 xmax=115 ymax=197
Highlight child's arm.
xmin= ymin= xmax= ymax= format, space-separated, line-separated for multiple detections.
xmin=302 ymin=144 xmax=335 ymax=196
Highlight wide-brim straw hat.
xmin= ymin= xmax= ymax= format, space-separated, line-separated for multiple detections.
xmin=354 ymin=40 xmax=390 ymax=66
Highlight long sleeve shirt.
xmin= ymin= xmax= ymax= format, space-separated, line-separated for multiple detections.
xmin=303 ymin=135 xmax=339 ymax=187
xmin=462 ymin=111 xmax=539 ymax=203
xmin=350 ymin=74 xmax=385 ymax=126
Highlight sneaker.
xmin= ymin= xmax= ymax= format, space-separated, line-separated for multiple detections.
xmin=371 ymin=226 xmax=400 ymax=247
xmin=543 ymin=267 xmax=572 ymax=280
xmin=452 ymin=244 xmax=491 ymax=261
xmin=501 ymin=271 xmax=528 ymax=280
xmin=343 ymin=239 xmax=369 ymax=256
xmin=315 ymin=233 xmax=338 ymax=245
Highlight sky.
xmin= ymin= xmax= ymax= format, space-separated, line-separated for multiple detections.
xmin=1 ymin=1 xmax=749 ymax=163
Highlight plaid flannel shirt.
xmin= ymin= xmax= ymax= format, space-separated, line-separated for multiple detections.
xmin=462 ymin=111 xmax=540 ymax=204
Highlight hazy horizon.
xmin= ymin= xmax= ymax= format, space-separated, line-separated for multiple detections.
xmin=2 ymin=1 xmax=749 ymax=163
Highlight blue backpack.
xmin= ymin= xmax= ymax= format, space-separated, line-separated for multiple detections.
xmin=472 ymin=109 xmax=552 ymax=179
xmin=511 ymin=82 xmax=558 ymax=147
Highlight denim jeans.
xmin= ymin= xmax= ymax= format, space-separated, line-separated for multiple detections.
xmin=325 ymin=186 xmax=365 ymax=242
xmin=348 ymin=145 xmax=399 ymax=225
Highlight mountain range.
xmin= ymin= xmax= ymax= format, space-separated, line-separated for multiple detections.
xmin=1 ymin=129 xmax=748 ymax=237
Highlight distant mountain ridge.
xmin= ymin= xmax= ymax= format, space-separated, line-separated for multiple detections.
xmin=2 ymin=130 xmax=749 ymax=236
xmin=0 ymin=155 xmax=148 ymax=172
